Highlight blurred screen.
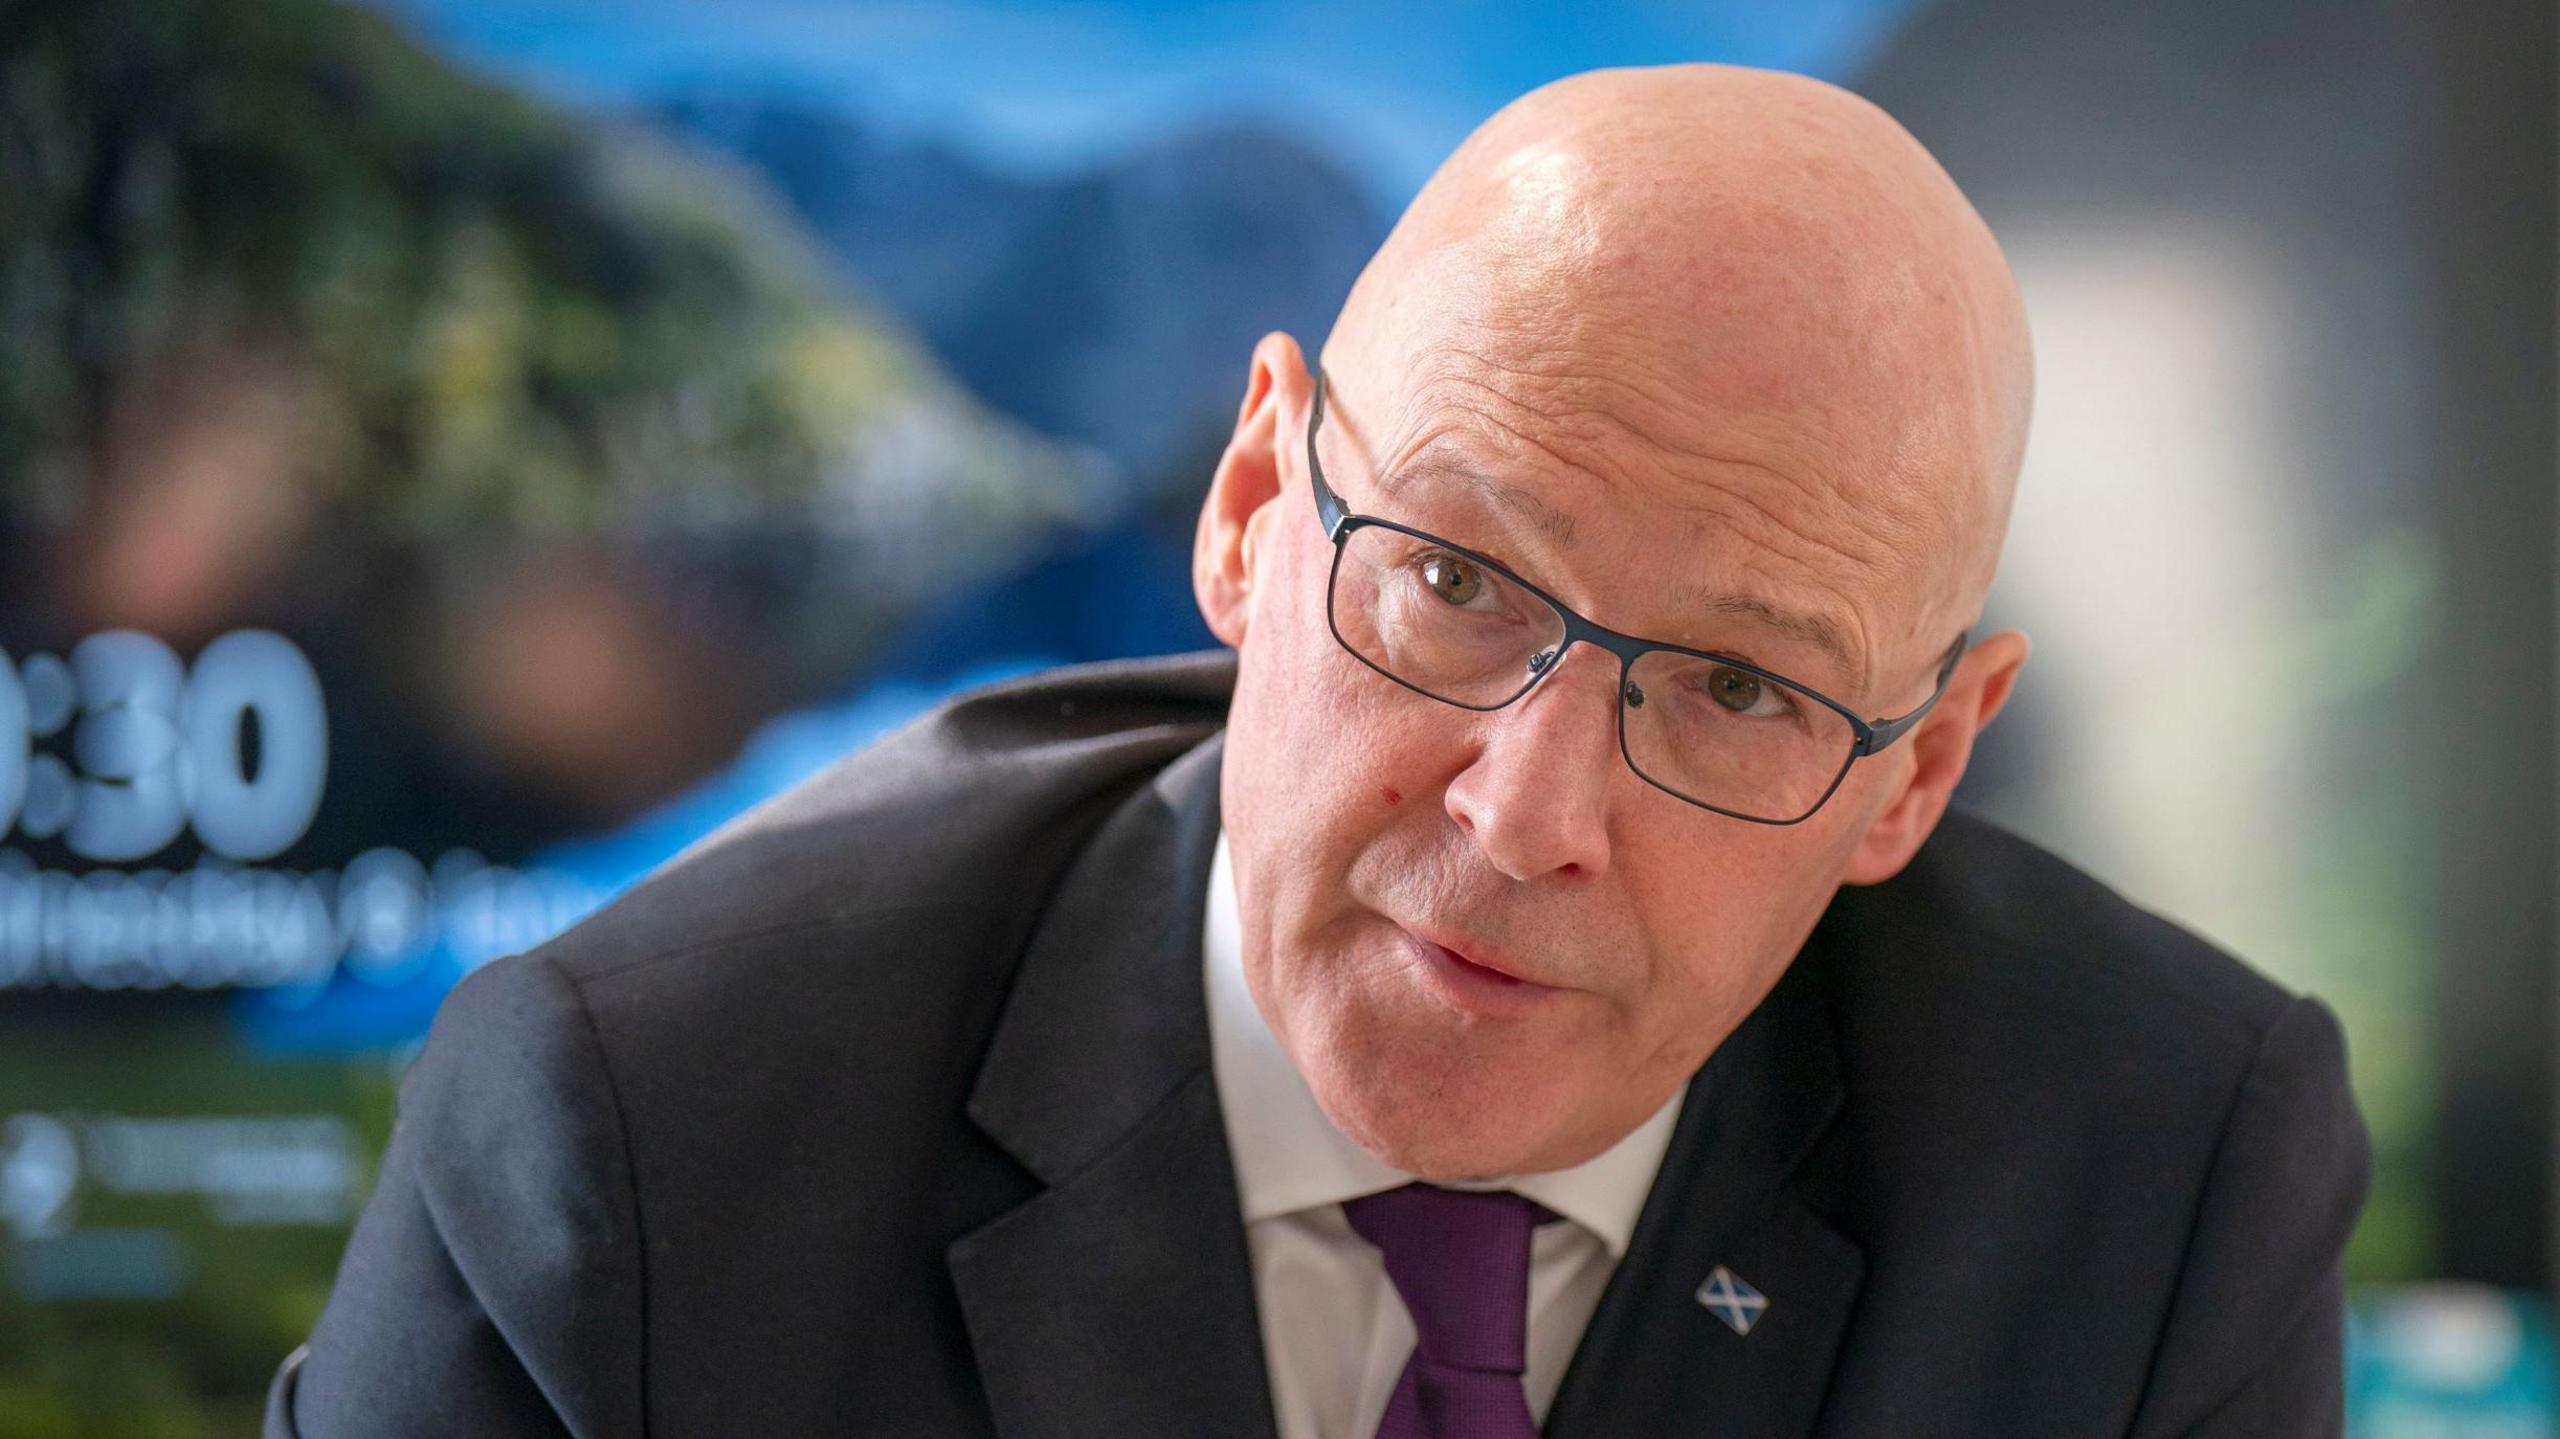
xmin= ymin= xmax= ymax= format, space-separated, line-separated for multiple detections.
xmin=0 ymin=0 xmax=2547 ymax=1433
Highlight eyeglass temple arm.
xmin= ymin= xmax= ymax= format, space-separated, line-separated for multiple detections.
xmin=1307 ymin=369 xmax=1349 ymax=537
xmin=1856 ymin=631 xmax=1970 ymax=755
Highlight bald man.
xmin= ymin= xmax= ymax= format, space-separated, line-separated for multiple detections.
xmin=268 ymin=65 xmax=2369 ymax=1439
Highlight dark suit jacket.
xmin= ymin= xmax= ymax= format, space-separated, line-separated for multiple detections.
xmin=267 ymin=650 xmax=2371 ymax=1438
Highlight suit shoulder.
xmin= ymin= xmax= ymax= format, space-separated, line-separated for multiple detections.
xmin=388 ymin=950 xmax=638 ymax=1272
xmin=1822 ymin=808 xmax=2297 ymax=1058
xmin=530 ymin=650 xmax=1234 ymax=987
xmin=1809 ymin=811 xmax=2364 ymax=1267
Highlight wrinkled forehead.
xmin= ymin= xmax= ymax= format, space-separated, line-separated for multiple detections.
xmin=1376 ymin=186 xmax=1970 ymax=468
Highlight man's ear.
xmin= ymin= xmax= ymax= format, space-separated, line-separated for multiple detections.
xmin=1193 ymin=331 xmax=1312 ymax=646
xmin=1841 ymin=629 xmax=2030 ymax=885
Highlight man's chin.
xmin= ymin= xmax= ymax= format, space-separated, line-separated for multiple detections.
xmin=1302 ymin=1060 xmax=1579 ymax=1181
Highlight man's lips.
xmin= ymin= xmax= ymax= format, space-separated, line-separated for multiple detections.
xmin=1395 ymin=922 xmax=1566 ymax=1018
xmin=1408 ymin=927 xmax=1544 ymax=985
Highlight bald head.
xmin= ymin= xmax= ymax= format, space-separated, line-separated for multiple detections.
xmin=1322 ymin=64 xmax=2032 ymax=670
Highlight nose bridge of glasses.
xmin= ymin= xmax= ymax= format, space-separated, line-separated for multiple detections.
xmin=1512 ymin=626 xmax=1634 ymax=721
xmin=1530 ymin=609 xmax=1649 ymax=698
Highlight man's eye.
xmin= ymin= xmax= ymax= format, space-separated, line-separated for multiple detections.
xmin=1420 ymin=554 xmax=1488 ymax=607
xmin=1704 ymin=665 xmax=1790 ymax=718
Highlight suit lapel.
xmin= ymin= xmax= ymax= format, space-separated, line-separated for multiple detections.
xmin=1543 ymin=937 xmax=1867 ymax=1439
xmin=949 ymin=733 xmax=1281 ymax=1439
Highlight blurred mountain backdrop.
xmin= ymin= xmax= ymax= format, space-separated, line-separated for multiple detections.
xmin=653 ymin=93 xmax=1385 ymax=500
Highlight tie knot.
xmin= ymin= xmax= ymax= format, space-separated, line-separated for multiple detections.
xmin=1341 ymin=1183 xmax=1556 ymax=1375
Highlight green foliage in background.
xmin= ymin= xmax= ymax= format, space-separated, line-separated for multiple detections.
xmin=0 ymin=0 xmax=1076 ymax=551
xmin=0 ymin=1013 xmax=398 ymax=1439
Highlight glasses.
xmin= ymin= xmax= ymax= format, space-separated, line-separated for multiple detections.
xmin=1303 ymin=370 xmax=1967 ymax=825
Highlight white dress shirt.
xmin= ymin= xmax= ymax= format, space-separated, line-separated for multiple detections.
xmin=1203 ymin=830 xmax=1686 ymax=1439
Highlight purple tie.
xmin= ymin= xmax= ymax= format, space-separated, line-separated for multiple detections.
xmin=1341 ymin=1183 xmax=1558 ymax=1439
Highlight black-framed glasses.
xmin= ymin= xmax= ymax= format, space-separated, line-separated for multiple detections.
xmin=1304 ymin=369 xmax=1967 ymax=825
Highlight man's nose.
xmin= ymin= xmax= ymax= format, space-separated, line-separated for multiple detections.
xmin=1441 ymin=642 xmax=1621 ymax=883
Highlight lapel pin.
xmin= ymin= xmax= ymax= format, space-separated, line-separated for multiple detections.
xmin=1696 ymin=1264 xmax=1768 ymax=1335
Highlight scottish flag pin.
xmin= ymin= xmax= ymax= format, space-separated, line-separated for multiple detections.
xmin=1696 ymin=1264 xmax=1768 ymax=1335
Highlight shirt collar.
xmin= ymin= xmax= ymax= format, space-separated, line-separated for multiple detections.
xmin=1203 ymin=828 xmax=1684 ymax=1259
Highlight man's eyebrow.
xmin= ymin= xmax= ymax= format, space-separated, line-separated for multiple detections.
xmin=1674 ymin=586 xmax=1861 ymax=678
xmin=1393 ymin=457 xmax=1580 ymax=546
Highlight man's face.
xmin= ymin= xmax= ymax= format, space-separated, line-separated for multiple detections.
xmin=1214 ymin=333 xmax=1946 ymax=1181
